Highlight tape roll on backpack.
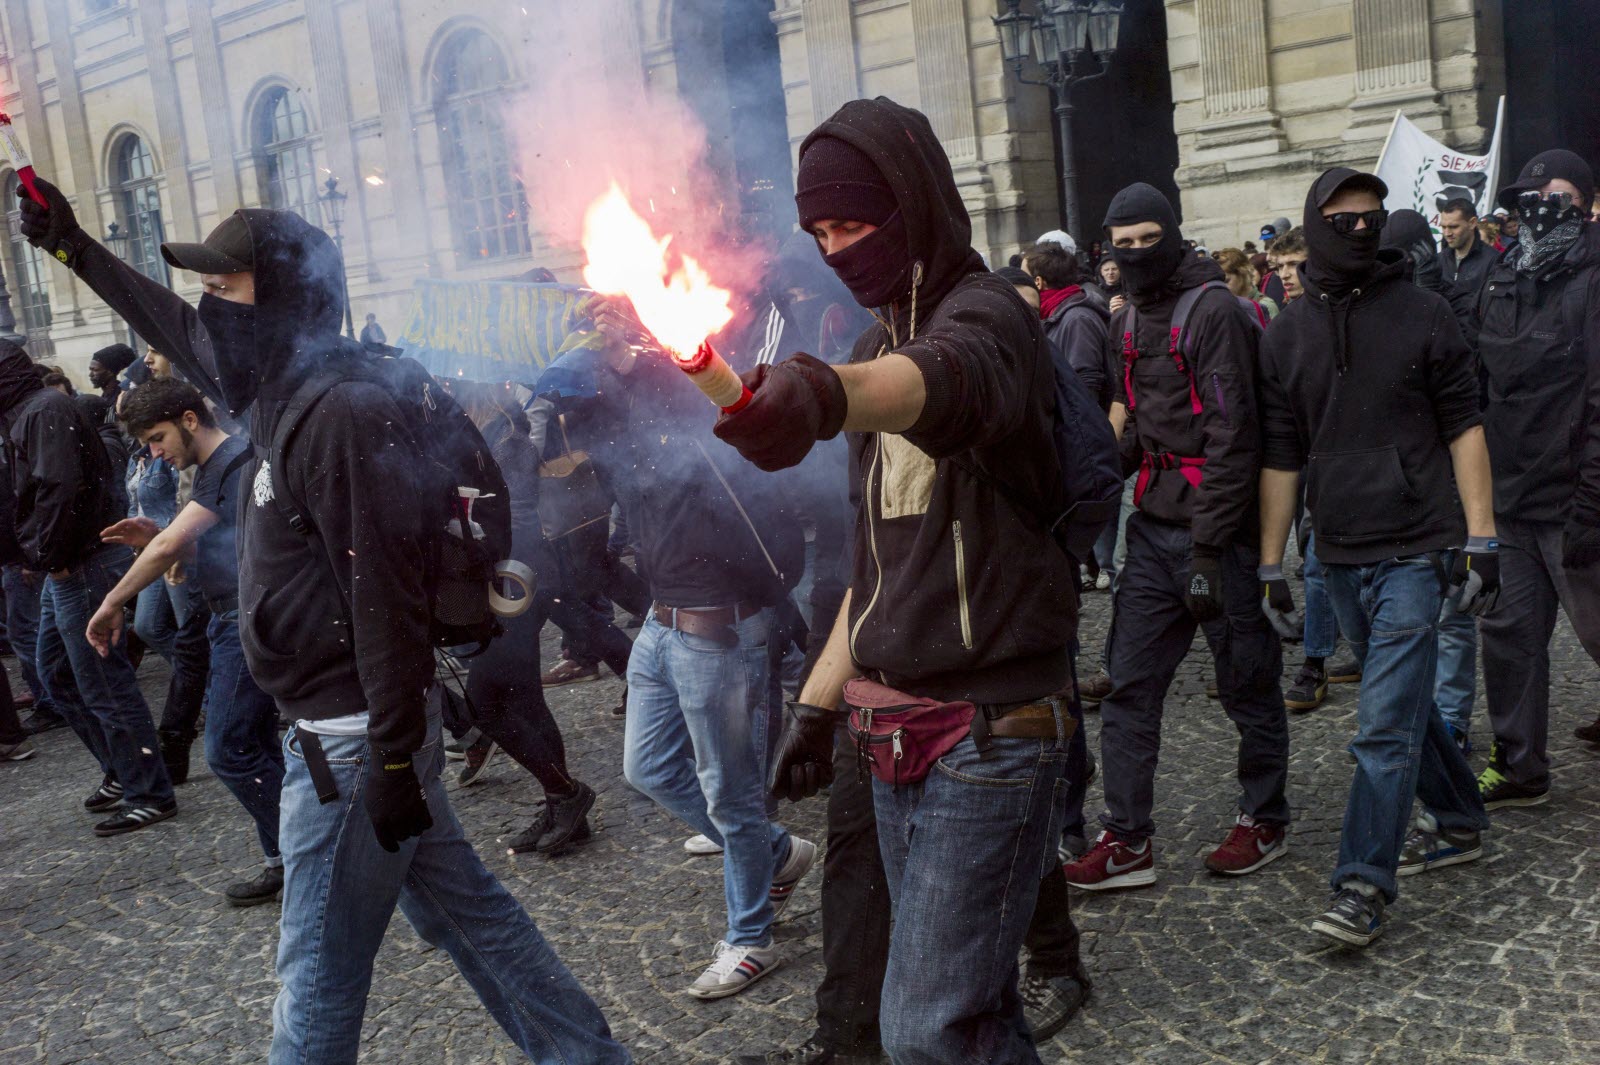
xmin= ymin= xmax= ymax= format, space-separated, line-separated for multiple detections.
xmin=489 ymin=560 xmax=537 ymax=618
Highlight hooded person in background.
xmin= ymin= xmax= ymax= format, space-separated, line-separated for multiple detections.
xmin=1062 ymin=183 xmax=1292 ymax=893
xmin=0 ymin=338 xmax=175 ymax=833
xmin=1255 ymin=167 xmax=1494 ymax=947
xmin=716 ymin=97 xmax=1087 ymax=1064
xmin=1471 ymin=150 xmax=1600 ymax=793
xmin=1381 ymin=209 xmax=1445 ymax=293
xmin=17 ymin=177 xmax=630 ymax=1064
xmin=88 ymin=343 xmax=137 ymax=401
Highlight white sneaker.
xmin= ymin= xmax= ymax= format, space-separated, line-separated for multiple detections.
xmin=686 ymin=940 xmax=782 ymax=999
xmin=683 ymin=834 xmax=724 ymax=856
xmin=1095 ymin=571 xmax=1112 ymax=591
xmin=769 ymin=835 xmax=818 ymax=921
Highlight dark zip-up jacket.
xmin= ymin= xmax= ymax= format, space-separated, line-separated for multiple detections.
xmin=1475 ymin=223 xmax=1600 ymax=524
xmin=1042 ymin=290 xmax=1113 ymax=411
xmin=63 ymin=213 xmax=433 ymax=756
xmin=1111 ymin=253 xmax=1262 ymax=550
xmin=1439 ymin=235 xmax=1496 ymax=335
xmin=0 ymin=344 xmax=122 ymax=573
xmin=1259 ymin=252 xmax=1480 ymax=565
xmin=819 ymin=98 xmax=1074 ymax=705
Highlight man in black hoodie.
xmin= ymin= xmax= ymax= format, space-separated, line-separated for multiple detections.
xmin=716 ymin=98 xmax=1081 ymax=1063
xmin=0 ymin=339 xmax=176 ymax=833
xmin=1473 ymin=149 xmax=1600 ymax=803
xmin=1060 ymin=183 xmax=1291 ymax=892
xmin=1256 ymin=167 xmax=1495 ymax=948
xmin=18 ymin=179 xmax=628 ymax=1063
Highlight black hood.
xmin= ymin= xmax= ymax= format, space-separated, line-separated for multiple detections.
xmin=798 ymin=98 xmax=986 ymax=316
xmin=1381 ymin=209 xmax=1444 ymax=292
xmin=196 ymin=208 xmax=360 ymax=420
xmin=1298 ymin=251 xmax=1407 ymax=374
xmin=0 ymin=340 xmax=39 ymax=416
xmin=1103 ymin=183 xmax=1188 ymax=305
xmin=1303 ymin=167 xmax=1387 ymax=298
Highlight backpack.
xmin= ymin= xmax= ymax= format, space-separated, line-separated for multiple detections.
xmin=1120 ymin=279 xmax=1261 ymax=417
xmin=267 ymin=355 xmax=514 ymax=655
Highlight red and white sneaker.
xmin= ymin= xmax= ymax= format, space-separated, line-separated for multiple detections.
xmin=1203 ymin=814 xmax=1287 ymax=876
xmin=1062 ymin=829 xmax=1155 ymax=890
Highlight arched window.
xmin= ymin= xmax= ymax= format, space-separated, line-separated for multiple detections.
xmin=253 ymin=87 xmax=318 ymax=220
xmin=112 ymin=135 xmax=169 ymax=286
xmin=433 ymin=30 xmax=530 ymax=263
xmin=3 ymin=174 xmax=52 ymax=352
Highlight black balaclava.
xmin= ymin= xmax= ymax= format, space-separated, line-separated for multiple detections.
xmin=1303 ymin=167 xmax=1388 ymax=298
xmin=198 ymin=294 xmax=259 ymax=414
xmin=795 ymin=136 xmax=909 ymax=308
xmin=1103 ymin=183 xmax=1185 ymax=302
xmin=1380 ymin=208 xmax=1444 ymax=293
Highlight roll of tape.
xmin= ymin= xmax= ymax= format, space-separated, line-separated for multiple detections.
xmin=489 ymin=560 xmax=537 ymax=618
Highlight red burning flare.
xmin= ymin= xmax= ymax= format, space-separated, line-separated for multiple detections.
xmin=580 ymin=184 xmax=750 ymax=413
xmin=0 ymin=113 xmax=45 ymax=209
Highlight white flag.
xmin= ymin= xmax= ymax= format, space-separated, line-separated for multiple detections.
xmin=1373 ymin=97 xmax=1507 ymax=236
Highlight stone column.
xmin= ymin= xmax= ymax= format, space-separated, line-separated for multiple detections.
xmin=302 ymin=3 xmax=370 ymax=296
xmin=1192 ymin=0 xmax=1283 ymax=155
xmin=186 ymin=1 xmax=241 ymax=214
xmin=41 ymin=1 xmax=101 ymax=325
xmin=800 ymin=0 xmax=859 ymax=124
xmin=365 ymin=0 xmax=433 ymax=270
xmin=1345 ymin=0 xmax=1443 ymax=140
xmin=138 ymin=0 xmax=199 ymax=242
xmin=910 ymin=0 xmax=977 ymax=163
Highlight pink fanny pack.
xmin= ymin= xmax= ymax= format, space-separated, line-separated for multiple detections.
xmin=843 ymin=676 xmax=976 ymax=787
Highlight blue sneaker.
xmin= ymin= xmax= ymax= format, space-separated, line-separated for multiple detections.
xmin=1398 ymin=820 xmax=1482 ymax=877
xmin=1310 ymin=887 xmax=1384 ymax=947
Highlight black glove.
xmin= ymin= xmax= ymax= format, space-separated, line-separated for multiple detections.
xmin=364 ymin=748 xmax=434 ymax=852
xmin=1185 ymin=545 xmax=1224 ymax=622
xmin=1257 ymin=563 xmax=1303 ymax=641
xmin=713 ymin=352 xmax=847 ymax=472
xmin=1449 ymin=536 xmax=1500 ymax=616
xmin=15 ymin=176 xmax=90 ymax=267
xmin=1562 ymin=519 xmax=1600 ymax=571
xmin=768 ymin=701 xmax=840 ymax=803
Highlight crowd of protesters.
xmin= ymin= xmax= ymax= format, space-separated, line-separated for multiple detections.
xmin=0 ymin=94 xmax=1596 ymax=1065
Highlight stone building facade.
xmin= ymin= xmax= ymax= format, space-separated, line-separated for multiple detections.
xmin=0 ymin=0 xmax=1509 ymax=373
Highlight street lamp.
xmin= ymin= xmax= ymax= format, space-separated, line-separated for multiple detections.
xmin=318 ymin=175 xmax=355 ymax=339
xmin=994 ymin=0 xmax=1125 ymax=243
xmin=104 ymin=221 xmax=134 ymax=346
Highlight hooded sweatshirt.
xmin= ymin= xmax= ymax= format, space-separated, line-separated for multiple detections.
xmin=69 ymin=211 xmax=434 ymax=756
xmin=0 ymin=342 xmax=122 ymax=573
xmin=1257 ymin=175 xmax=1481 ymax=565
xmin=803 ymin=98 xmax=1075 ymax=704
xmin=1105 ymin=184 xmax=1263 ymax=550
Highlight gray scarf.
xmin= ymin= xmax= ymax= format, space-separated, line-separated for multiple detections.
xmin=1516 ymin=217 xmax=1584 ymax=279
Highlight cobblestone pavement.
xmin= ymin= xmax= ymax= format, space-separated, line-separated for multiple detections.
xmin=2 ymin=582 xmax=1598 ymax=1064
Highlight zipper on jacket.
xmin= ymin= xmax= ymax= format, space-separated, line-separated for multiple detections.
xmin=1211 ymin=373 xmax=1228 ymax=421
xmin=953 ymin=519 xmax=974 ymax=650
xmin=849 ymin=436 xmax=886 ymax=661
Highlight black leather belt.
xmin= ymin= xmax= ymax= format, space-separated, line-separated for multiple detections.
xmin=651 ymin=602 xmax=764 ymax=648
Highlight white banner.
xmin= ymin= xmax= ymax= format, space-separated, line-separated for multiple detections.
xmin=1373 ymin=97 xmax=1506 ymax=235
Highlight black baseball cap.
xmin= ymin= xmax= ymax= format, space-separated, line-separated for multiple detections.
xmin=1497 ymin=149 xmax=1596 ymax=211
xmin=160 ymin=213 xmax=253 ymax=274
xmin=1313 ymin=168 xmax=1389 ymax=209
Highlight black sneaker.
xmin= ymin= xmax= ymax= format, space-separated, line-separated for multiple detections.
xmin=1309 ymin=887 xmax=1385 ymax=947
xmin=1019 ymin=972 xmax=1090 ymax=1041
xmin=1476 ymin=765 xmax=1550 ymax=811
xmin=22 ymin=709 xmax=67 ymax=735
xmin=1284 ymin=663 xmax=1328 ymax=712
xmin=159 ymin=729 xmax=193 ymax=786
xmin=84 ymin=777 xmax=124 ymax=812
xmin=225 ymin=866 xmax=285 ymax=907
xmin=93 ymin=803 xmax=177 ymax=837
xmin=0 ymin=739 xmax=35 ymax=761
xmin=734 ymin=1038 xmax=884 ymax=1064
xmin=610 ymin=685 xmax=628 ymax=717
xmin=457 ymin=737 xmax=499 ymax=787
xmin=1205 ymin=677 xmax=1219 ymax=700
xmin=1574 ymin=715 xmax=1600 ymax=744
xmin=1326 ymin=656 xmax=1362 ymax=684
xmin=507 ymin=806 xmax=593 ymax=856
xmin=537 ymin=781 xmax=596 ymax=854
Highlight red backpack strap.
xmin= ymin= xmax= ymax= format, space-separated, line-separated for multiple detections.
xmin=1169 ymin=281 xmax=1232 ymax=416
xmin=1120 ymin=305 xmax=1141 ymax=411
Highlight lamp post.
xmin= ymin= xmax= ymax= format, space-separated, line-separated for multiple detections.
xmin=993 ymin=0 xmax=1125 ymax=242
xmin=104 ymin=221 xmax=134 ymax=347
xmin=318 ymin=175 xmax=356 ymax=339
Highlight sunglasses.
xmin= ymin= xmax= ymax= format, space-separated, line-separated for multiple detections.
xmin=1322 ymin=209 xmax=1388 ymax=235
xmin=1517 ymin=189 xmax=1575 ymax=213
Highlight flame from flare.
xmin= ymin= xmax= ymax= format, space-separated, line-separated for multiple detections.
xmin=581 ymin=184 xmax=732 ymax=360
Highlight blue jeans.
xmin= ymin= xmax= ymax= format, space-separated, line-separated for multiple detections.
xmin=133 ymin=578 xmax=178 ymax=657
xmin=1322 ymin=554 xmax=1490 ymax=902
xmin=40 ymin=546 xmax=173 ymax=808
xmin=1301 ymin=531 xmax=1338 ymax=659
xmin=874 ymin=715 xmax=1072 ymax=1064
xmin=4 ymin=564 xmax=51 ymax=712
xmin=623 ymin=610 xmax=788 ymax=947
xmin=204 ymin=611 xmax=284 ymax=862
xmin=1434 ymin=605 xmax=1477 ymax=737
xmin=271 ymin=705 xmax=628 ymax=1065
